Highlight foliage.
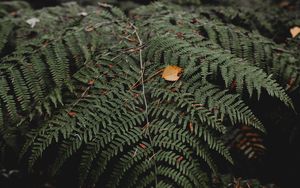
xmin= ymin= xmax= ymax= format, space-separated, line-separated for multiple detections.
xmin=212 ymin=174 xmax=279 ymax=188
xmin=0 ymin=0 xmax=299 ymax=187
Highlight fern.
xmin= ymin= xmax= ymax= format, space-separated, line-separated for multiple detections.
xmin=0 ymin=20 xmax=14 ymax=56
xmin=0 ymin=1 xmax=298 ymax=188
xmin=224 ymin=125 xmax=266 ymax=159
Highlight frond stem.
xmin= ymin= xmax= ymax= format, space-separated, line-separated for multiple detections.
xmin=132 ymin=22 xmax=158 ymax=187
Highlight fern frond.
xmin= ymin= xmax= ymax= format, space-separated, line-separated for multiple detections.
xmin=0 ymin=77 xmax=19 ymax=120
xmin=0 ymin=20 xmax=13 ymax=55
xmin=107 ymin=145 xmax=153 ymax=188
xmin=0 ymin=2 xmax=296 ymax=188
xmin=151 ymin=119 xmax=232 ymax=165
xmin=224 ymin=125 xmax=266 ymax=159
xmin=186 ymin=83 xmax=264 ymax=131
xmin=145 ymin=35 xmax=293 ymax=107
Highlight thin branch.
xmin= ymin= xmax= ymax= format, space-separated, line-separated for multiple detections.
xmin=132 ymin=23 xmax=158 ymax=187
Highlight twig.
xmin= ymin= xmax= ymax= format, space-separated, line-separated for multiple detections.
xmin=97 ymin=2 xmax=113 ymax=8
xmin=130 ymin=69 xmax=163 ymax=90
xmin=131 ymin=23 xmax=158 ymax=187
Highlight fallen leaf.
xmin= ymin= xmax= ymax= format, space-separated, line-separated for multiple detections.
xmin=188 ymin=122 xmax=194 ymax=133
xmin=139 ymin=143 xmax=147 ymax=149
xmin=68 ymin=111 xmax=77 ymax=117
xmin=9 ymin=11 xmax=18 ymax=17
xmin=77 ymin=12 xmax=88 ymax=17
xmin=286 ymin=77 xmax=296 ymax=90
xmin=290 ymin=26 xmax=300 ymax=38
xmin=231 ymin=80 xmax=237 ymax=90
xmin=176 ymin=156 xmax=184 ymax=163
xmin=190 ymin=18 xmax=198 ymax=24
xmin=161 ymin=65 xmax=183 ymax=81
xmin=85 ymin=25 xmax=94 ymax=32
xmin=88 ymin=79 xmax=95 ymax=85
xmin=176 ymin=32 xmax=185 ymax=39
xmin=26 ymin=17 xmax=40 ymax=28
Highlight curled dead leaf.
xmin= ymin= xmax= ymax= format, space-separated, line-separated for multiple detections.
xmin=161 ymin=65 xmax=183 ymax=81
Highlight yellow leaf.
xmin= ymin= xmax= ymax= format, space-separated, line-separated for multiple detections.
xmin=161 ymin=65 xmax=183 ymax=81
xmin=290 ymin=26 xmax=300 ymax=38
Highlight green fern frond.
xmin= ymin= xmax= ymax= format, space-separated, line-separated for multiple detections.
xmin=0 ymin=20 xmax=13 ymax=55
xmin=146 ymin=35 xmax=293 ymax=108
xmin=0 ymin=2 xmax=296 ymax=188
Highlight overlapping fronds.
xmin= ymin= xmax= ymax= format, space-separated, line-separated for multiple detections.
xmin=0 ymin=20 xmax=13 ymax=55
xmin=0 ymin=1 xmax=298 ymax=188
xmin=223 ymin=125 xmax=265 ymax=159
